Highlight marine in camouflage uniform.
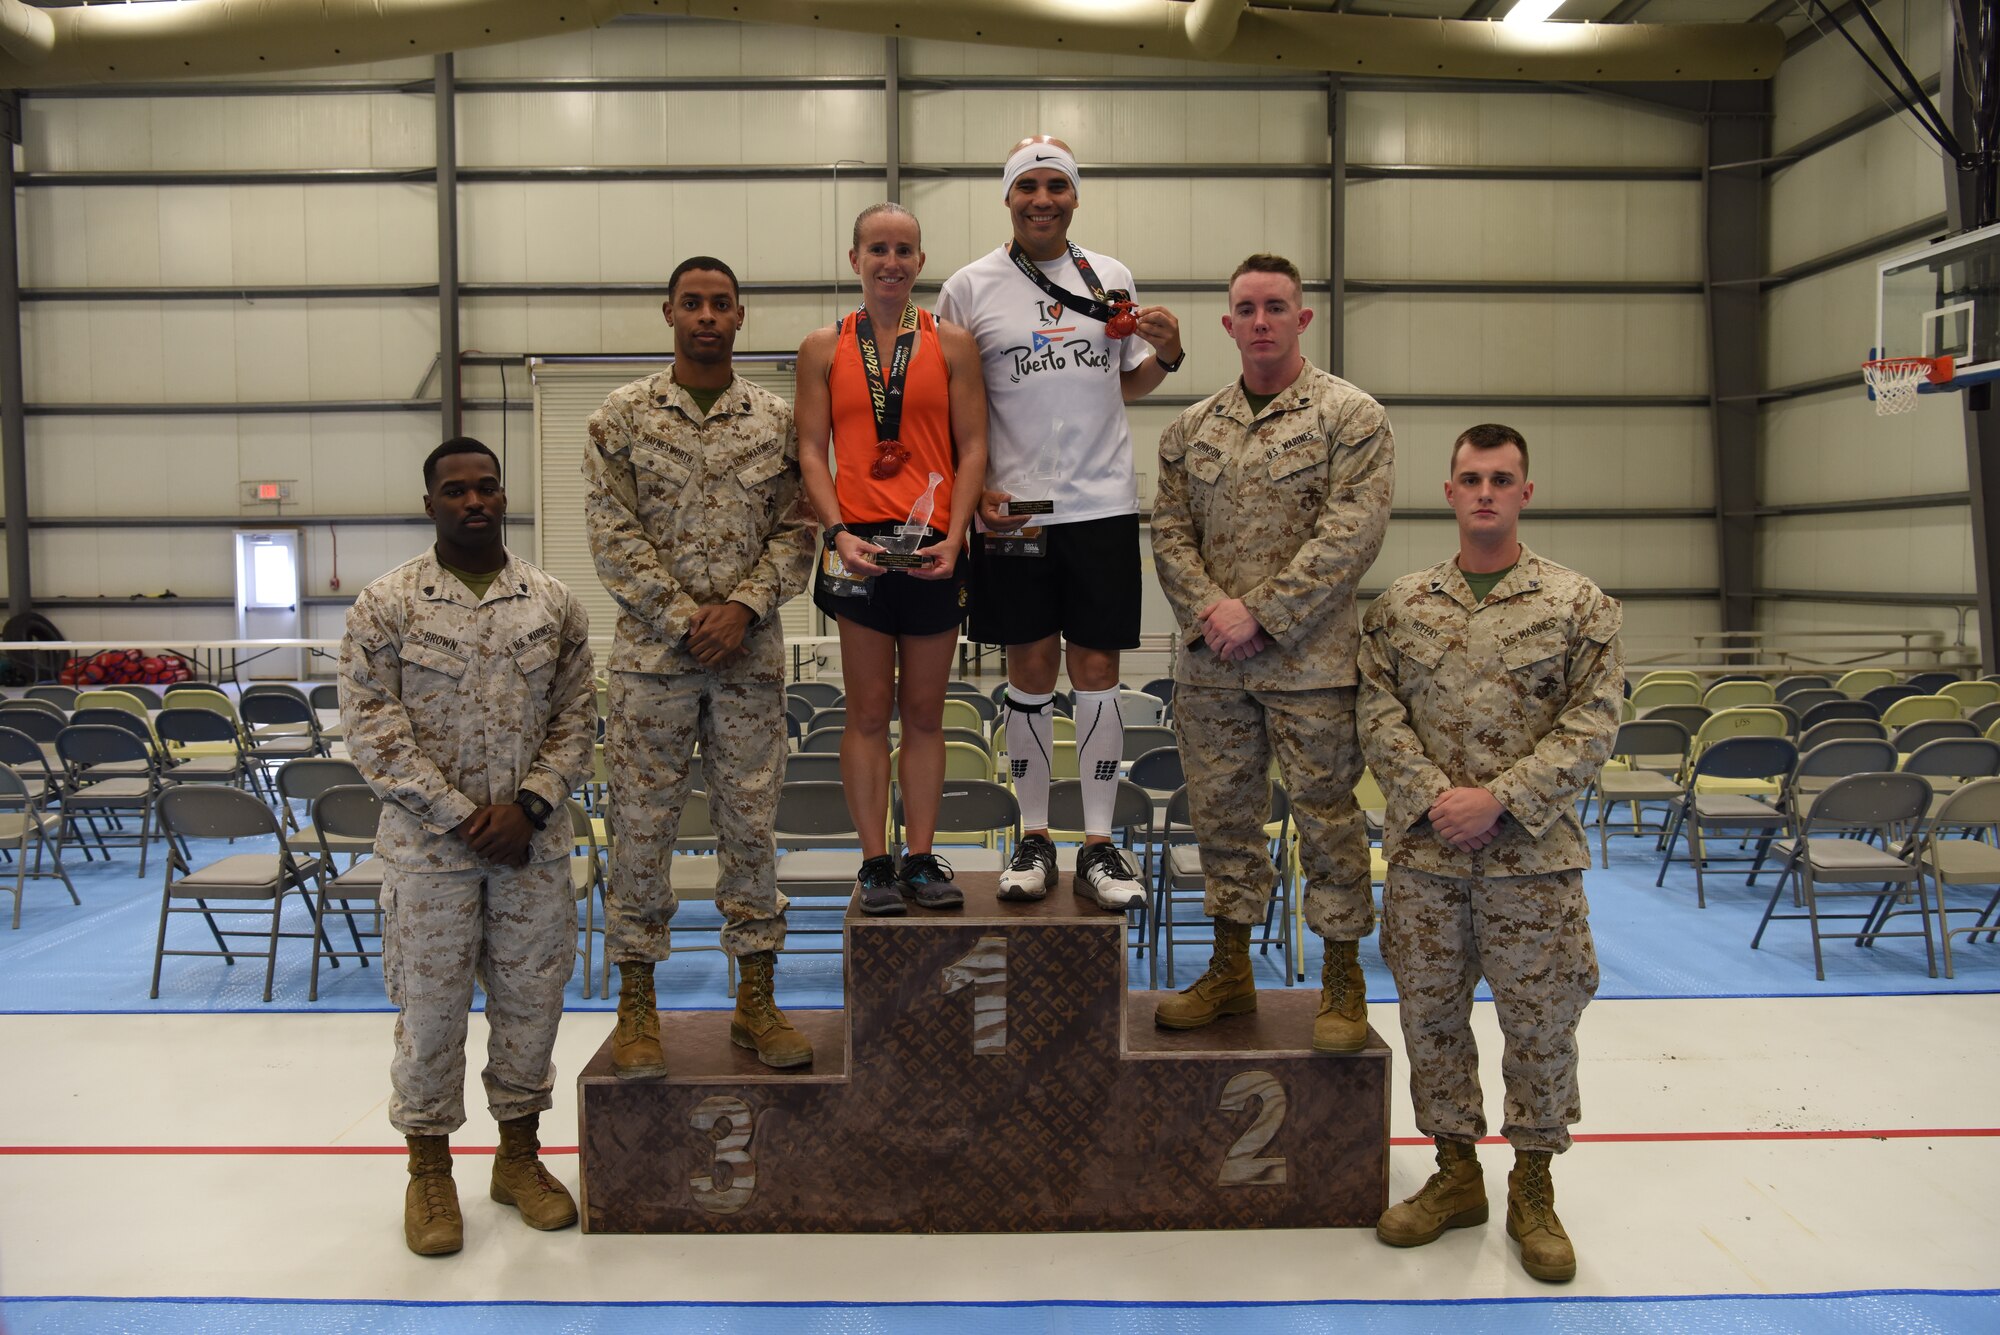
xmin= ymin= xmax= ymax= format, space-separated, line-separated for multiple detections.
xmin=340 ymin=438 xmax=595 ymax=1254
xmin=1148 ymin=255 xmax=1393 ymax=1052
xmin=1357 ymin=425 xmax=1622 ymax=1281
xmin=584 ymin=258 xmax=817 ymax=1075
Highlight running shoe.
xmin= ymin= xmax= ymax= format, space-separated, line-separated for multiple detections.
xmin=998 ymin=832 xmax=1059 ymax=901
xmin=1076 ymin=841 xmax=1146 ymax=911
xmin=854 ymin=854 xmax=908 ymax=916
xmin=899 ymin=850 xmax=965 ymax=910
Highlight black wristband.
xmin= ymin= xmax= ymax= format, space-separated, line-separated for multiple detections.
xmin=1155 ymin=347 xmax=1186 ymax=373
xmin=825 ymin=522 xmax=851 ymax=540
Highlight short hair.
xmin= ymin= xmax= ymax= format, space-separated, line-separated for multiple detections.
xmin=852 ymin=202 xmax=920 ymax=249
xmin=1449 ymin=423 xmax=1530 ymax=477
xmin=423 ymin=437 xmax=500 ymax=490
xmin=667 ymin=255 xmax=739 ymax=301
xmin=1228 ymin=253 xmax=1303 ymax=299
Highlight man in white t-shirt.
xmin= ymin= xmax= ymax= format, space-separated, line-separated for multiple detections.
xmin=936 ymin=136 xmax=1184 ymax=911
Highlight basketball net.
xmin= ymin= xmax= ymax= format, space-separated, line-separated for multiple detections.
xmin=1862 ymin=357 xmax=1939 ymax=416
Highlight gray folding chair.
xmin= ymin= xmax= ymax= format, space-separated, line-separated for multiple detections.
xmin=567 ymin=795 xmax=606 ymax=1001
xmin=784 ymin=752 xmax=845 ymax=784
xmin=773 ymin=780 xmax=864 ymax=953
xmin=1655 ymin=735 xmax=1797 ymax=907
xmin=1593 ymin=719 xmax=1690 ymax=867
xmin=277 ymin=757 xmax=369 ymax=865
xmin=24 ymin=685 xmax=77 ymax=709
xmin=308 ymin=783 xmax=384 ymax=1001
xmin=0 ymin=763 xmax=76 ymax=928
xmin=152 ymin=784 xmax=327 ymax=1002
xmin=1122 ymin=725 xmax=1177 ymax=764
xmin=1801 ymin=699 xmax=1880 ymax=729
xmin=1900 ymin=737 xmax=2000 ymax=811
xmin=1151 ymin=783 xmax=1291 ymax=990
xmin=1773 ymin=675 xmax=1833 ymax=701
xmin=787 ymin=681 xmax=842 ymax=710
xmin=1915 ymin=777 xmax=2000 ymax=978
xmin=153 ymin=706 xmax=249 ymax=788
xmin=1894 ymin=719 xmax=1979 ymax=753
xmin=799 ymin=727 xmax=844 ymax=754
xmin=240 ymin=691 xmax=326 ymax=792
xmin=56 ymin=723 xmax=166 ymax=876
xmin=1797 ymin=718 xmax=1889 ymax=752
xmin=1751 ymin=772 xmax=1934 ymax=981
xmin=895 ymin=777 xmax=1021 ymax=875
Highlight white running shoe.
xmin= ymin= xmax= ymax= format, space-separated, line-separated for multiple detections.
xmin=1076 ymin=842 xmax=1146 ymax=911
xmin=998 ymin=832 xmax=1059 ymax=901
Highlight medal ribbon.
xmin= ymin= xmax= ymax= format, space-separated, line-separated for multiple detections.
xmin=1007 ymin=241 xmax=1128 ymax=327
xmin=854 ymin=302 xmax=920 ymax=444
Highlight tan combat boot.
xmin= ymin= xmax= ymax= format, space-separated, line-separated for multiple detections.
xmin=1376 ymin=1137 xmax=1487 ymax=1247
xmin=1153 ymin=919 xmax=1255 ymax=1030
xmin=403 ymin=1133 xmax=462 ymax=1257
xmin=730 ymin=950 xmax=814 ymax=1069
xmin=1312 ymin=938 xmax=1368 ymax=1053
xmin=1507 ymin=1150 xmax=1577 ymax=1283
xmin=612 ymin=960 xmax=667 ymax=1079
xmin=490 ymin=1112 xmax=578 ymax=1231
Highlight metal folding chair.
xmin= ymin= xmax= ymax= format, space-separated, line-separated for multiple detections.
xmin=1751 ymin=773 xmax=1934 ymax=981
xmin=151 ymin=784 xmax=327 ymax=1002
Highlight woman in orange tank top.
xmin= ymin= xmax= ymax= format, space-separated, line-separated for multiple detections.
xmin=796 ymin=203 xmax=990 ymax=915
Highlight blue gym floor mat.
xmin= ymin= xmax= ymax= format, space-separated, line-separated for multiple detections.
xmin=2 ymin=828 xmax=1996 ymax=1014
xmin=7 ymin=1291 xmax=1999 ymax=1335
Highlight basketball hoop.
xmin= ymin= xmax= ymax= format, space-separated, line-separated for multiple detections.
xmin=1862 ymin=355 xmax=1952 ymax=416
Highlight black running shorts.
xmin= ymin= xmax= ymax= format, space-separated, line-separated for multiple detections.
xmin=966 ymin=512 xmax=1142 ymax=651
xmin=811 ymin=522 xmax=970 ymax=639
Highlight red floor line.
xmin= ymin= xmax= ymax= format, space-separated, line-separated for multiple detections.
xmin=4 ymin=1128 xmax=1998 ymax=1156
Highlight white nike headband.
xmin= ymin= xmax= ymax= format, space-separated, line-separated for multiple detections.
xmin=1001 ymin=143 xmax=1080 ymax=202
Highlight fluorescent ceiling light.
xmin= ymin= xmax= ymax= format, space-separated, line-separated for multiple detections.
xmin=1503 ymin=0 xmax=1566 ymax=22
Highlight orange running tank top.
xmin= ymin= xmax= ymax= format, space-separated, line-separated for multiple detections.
xmin=828 ymin=306 xmax=955 ymax=527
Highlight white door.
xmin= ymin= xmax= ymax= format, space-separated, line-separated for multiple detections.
xmin=235 ymin=529 xmax=303 ymax=680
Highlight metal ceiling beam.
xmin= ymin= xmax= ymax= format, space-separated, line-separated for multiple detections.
xmin=1601 ymin=0 xmax=1656 ymax=21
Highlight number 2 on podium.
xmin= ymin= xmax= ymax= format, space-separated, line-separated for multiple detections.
xmin=940 ymin=934 xmax=1009 ymax=1054
xmin=1217 ymin=1071 xmax=1288 ymax=1187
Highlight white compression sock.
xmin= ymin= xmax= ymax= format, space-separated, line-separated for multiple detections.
xmin=1005 ymin=690 xmax=1055 ymax=832
xmin=1073 ymin=686 xmax=1125 ymax=838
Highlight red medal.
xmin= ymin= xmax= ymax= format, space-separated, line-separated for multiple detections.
xmin=1106 ymin=299 xmax=1138 ymax=339
xmin=871 ymin=439 xmax=910 ymax=480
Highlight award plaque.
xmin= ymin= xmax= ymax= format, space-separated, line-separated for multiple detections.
xmin=999 ymin=418 xmax=1064 ymax=519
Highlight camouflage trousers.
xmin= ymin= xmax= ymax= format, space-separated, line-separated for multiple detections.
xmin=1173 ymin=683 xmax=1373 ymax=940
xmin=1381 ymin=864 xmax=1599 ymax=1153
xmin=605 ymin=670 xmax=789 ymax=962
xmin=381 ymin=858 xmax=572 ymax=1136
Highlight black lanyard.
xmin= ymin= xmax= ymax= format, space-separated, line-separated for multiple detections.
xmin=853 ymin=303 xmax=919 ymax=443
xmin=1008 ymin=241 xmax=1127 ymax=326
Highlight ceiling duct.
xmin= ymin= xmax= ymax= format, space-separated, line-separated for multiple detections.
xmin=0 ymin=0 xmax=1783 ymax=88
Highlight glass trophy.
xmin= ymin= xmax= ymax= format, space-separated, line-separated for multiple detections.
xmin=874 ymin=471 xmax=943 ymax=570
xmin=1000 ymin=416 xmax=1062 ymax=519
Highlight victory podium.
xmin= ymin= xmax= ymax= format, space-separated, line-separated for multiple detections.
xmin=578 ymin=876 xmax=1391 ymax=1232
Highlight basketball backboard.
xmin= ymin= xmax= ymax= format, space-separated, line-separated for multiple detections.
xmin=1875 ymin=219 xmax=2000 ymax=393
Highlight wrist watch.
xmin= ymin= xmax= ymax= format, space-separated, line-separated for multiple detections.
xmin=1156 ymin=347 xmax=1186 ymax=373
xmin=514 ymin=788 xmax=553 ymax=831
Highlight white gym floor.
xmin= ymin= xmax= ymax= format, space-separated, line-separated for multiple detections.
xmin=4 ymin=994 xmax=1995 ymax=1309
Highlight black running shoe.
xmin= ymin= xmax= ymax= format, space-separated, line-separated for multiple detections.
xmin=855 ymin=854 xmax=908 ymax=916
xmin=899 ymin=850 xmax=964 ymax=910
xmin=998 ymin=832 xmax=1058 ymax=901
